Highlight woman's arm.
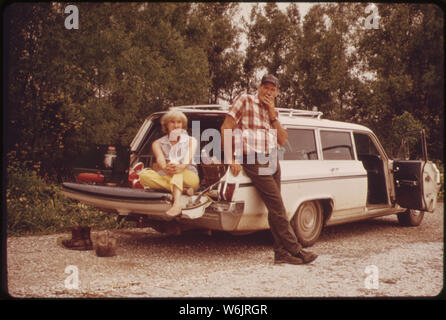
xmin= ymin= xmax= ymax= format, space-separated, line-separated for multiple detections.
xmin=169 ymin=136 xmax=197 ymax=174
xmin=187 ymin=136 xmax=198 ymax=165
xmin=152 ymin=139 xmax=168 ymax=172
xmin=160 ymin=136 xmax=197 ymax=175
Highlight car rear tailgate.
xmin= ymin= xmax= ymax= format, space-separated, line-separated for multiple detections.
xmin=62 ymin=182 xmax=172 ymax=217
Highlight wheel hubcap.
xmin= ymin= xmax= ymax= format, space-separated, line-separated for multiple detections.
xmin=298 ymin=203 xmax=318 ymax=236
xmin=301 ymin=207 xmax=315 ymax=230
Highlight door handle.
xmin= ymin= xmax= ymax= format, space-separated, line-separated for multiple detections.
xmin=395 ymin=179 xmax=418 ymax=187
xmin=330 ymin=168 xmax=339 ymax=173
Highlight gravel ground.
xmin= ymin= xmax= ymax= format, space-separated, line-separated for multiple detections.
xmin=6 ymin=203 xmax=443 ymax=298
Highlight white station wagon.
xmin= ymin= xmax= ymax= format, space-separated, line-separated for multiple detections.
xmin=62 ymin=105 xmax=441 ymax=246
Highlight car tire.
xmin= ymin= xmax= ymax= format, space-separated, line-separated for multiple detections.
xmin=397 ymin=209 xmax=424 ymax=226
xmin=291 ymin=201 xmax=323 ymax=247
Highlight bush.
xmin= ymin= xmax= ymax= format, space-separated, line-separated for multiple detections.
xmin=6 ymin=167 xmax=134 ymax=236
xmin=389 ymin=111 xmax=424 ymax=158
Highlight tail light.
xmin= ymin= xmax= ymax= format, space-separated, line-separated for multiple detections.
xmin=219 ymin=182 xmax=237 ymax=201
xmin=217 ymin=168 xmax=240 ymax=201
xmin=76 ymin=172 xmax=105 ymax=184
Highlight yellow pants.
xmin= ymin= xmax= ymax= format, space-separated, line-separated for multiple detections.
xmin=139 ymin=169 xmax=199 ymax=193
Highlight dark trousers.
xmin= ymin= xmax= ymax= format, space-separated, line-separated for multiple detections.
xmin=242 ymin=158 xmax=302 ymax=257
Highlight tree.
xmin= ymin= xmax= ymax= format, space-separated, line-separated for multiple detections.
xmin=5 ymin=3 xmax=87 ymax=179
xmin=185 ymin=3 xmax=243 ymax=103
xmin=355 ymin=3 xmax=443 ymax=160
xmin=5 ymin=3 xmax=212 ymax=180
xmin=244 ymin=3 xmax=302 ymax=102
xmin=283 ymin=3 xmax=361 ymax=118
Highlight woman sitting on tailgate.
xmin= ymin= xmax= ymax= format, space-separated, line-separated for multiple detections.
xmin=130 ymin=110 xmax=199 ymax=217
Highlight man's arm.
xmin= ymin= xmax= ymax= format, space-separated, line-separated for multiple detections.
xmin=168 ymin=136 xmax=197 ymax=174
xmin=271 ymin=118 xmax=288 ymax=146
xmin=263 ymin=95 xmax=288 ymax=146
xmin=220 ymin=115 xmax=242 ymax=176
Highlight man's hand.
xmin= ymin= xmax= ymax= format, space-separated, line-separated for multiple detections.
xmin=262 ymin=94 xmax=275 ymax=108
xmin=261 ymin=94 xmax=275 ymax=113
xmin=261 ymin=94 xmax=278 ymax=120
xmin=260 ymin=92 xmax=287 ymax=146
xmin=229 ymin=162 xmax=242 ymax=176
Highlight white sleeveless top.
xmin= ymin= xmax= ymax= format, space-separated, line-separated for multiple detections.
xmin=158 ymin=131 xmax=198 ymax=175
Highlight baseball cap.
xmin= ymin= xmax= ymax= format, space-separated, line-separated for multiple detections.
xmin=261 ymin=74 xmax=279 ymax=88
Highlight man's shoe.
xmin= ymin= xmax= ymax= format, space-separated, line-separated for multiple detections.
xmin=295 ymin=249 xmax=318 ymax=264
xmin=274 ymin=253 xmax=304 ymax=265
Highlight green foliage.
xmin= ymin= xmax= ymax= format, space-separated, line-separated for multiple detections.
xmin=4 ymin=2 xmax=444 ymax=182
xmin=6 ymin=166 xmax=134 ymax=236
xmin=245 ymin=3 xmax=301 ymax=94
xmin=5 ymin=3 xmax=213 ymax=181
xmin=354 ymin=3 xmax=443 ymax=161
xmin=186 ymin=3 xmax=243 ymax=103
xmin=389 ymin=111 xmax=424 ymax=158
xmin=244 ymin=3 xmax=442 ymax=162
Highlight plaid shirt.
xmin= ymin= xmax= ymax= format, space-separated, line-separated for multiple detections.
xmin=227 ymin=93 xmax=278 ymax=154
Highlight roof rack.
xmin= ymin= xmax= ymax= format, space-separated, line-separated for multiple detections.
xmin=169 ymin=105 xmax=229 ymax=112
xmin=169 ymin=105 xmax=323 ymax=119
xmin=276 ymin=108 xmax=323 ymax=119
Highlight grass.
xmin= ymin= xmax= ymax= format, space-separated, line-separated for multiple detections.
xmin=6 ymin=168 xmax=135 ymax=237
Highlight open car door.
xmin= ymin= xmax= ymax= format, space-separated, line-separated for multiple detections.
xmin=393 ymin=130 xmax=440 ymax=212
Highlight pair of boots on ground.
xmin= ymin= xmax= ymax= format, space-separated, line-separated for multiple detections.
xmin=62 ymin=226 xmax=93 ymax=250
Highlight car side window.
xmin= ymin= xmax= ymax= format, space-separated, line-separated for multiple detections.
xmin=282 ymin=129 xmax=318 ymax=160
xmin=320 ymin=131 xmax=354 ymax=160
xmin=353 ymin=132 xmax=380 ymax=157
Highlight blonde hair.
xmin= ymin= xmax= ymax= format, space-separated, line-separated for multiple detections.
xmin=160 ymin=110 xmax=188 ymax=133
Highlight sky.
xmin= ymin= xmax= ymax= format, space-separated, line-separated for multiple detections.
xmin=237 ymin=2 xmax=315 ymax=22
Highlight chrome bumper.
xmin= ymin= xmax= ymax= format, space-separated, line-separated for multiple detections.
xmin=179 ymin=201 xmax=245 ymax=231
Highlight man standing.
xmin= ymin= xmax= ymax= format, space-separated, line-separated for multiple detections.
xmin=221 ymin=74 xmax=318 ymax=265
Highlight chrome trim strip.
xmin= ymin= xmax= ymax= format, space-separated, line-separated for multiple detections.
xmin=239 ymin=174 xmax=367 ymax=188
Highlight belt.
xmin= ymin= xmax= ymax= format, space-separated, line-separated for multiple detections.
xmin=243 ymin=152 xmax=270 ymax=158
xmin=240 ymin=152 xmax=277 ymax=164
